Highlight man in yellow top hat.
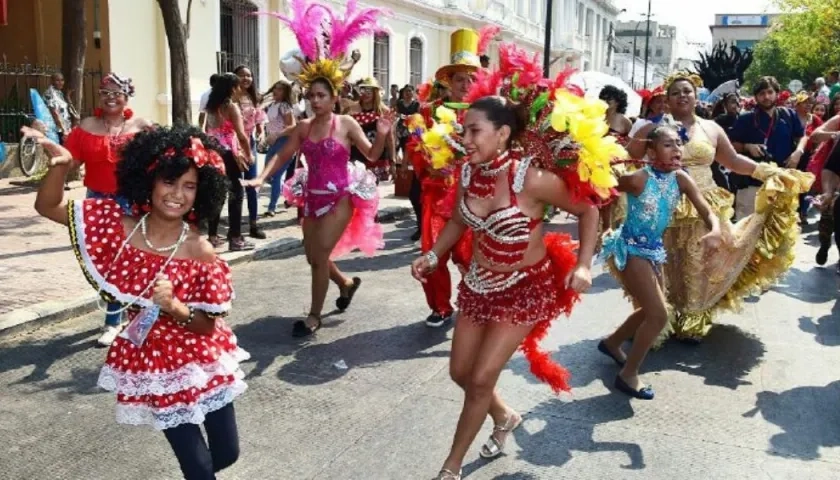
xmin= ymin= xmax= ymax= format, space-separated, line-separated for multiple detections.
xmin=406 ymin=28 xmax=481 ymax=328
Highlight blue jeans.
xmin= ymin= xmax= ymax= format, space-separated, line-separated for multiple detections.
xmin=243 ymin=136 xmax=259 ymax=223
xmin=85 ymin=189 xmax=130 ymax=326
xmin=265 ymin=136 xmax=294 ymax=212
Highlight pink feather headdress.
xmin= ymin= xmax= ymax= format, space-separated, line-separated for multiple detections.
xmin=257 ymin=0 xmax=388 ymax=91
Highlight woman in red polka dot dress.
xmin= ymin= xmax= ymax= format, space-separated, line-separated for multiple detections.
xmin=347 ymin=77 xmax=396 ymax=182
xmin=29 ymin=123 xmax=249 ymax=480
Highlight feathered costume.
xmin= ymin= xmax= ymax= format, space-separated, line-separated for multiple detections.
xmin=403 ymin=26 xmax=498 ymax=319
xmin=415 ymin=42 xmax=625 ymax=393
xmin=261 ymin=0 xmax=387 ymax=259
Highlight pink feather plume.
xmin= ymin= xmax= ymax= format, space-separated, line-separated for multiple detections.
xmin=498 ymin=43 xmax=543 ymax=88
xmin=327 ymin=0 xmax=389 ymax=59
xmin=256 ymin=0 xmax=328 ymax=60
xmin=477 ymin=25 xmax=501 ymax=56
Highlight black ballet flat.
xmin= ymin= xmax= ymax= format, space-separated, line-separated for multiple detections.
xmin=336 ymin=277 xmax=362 ymax=311
xmin=614 ymin=375 xmax=654 ymax=400
xmin=597 ymin=340 xmax=626 ymax=367
xmin=292 ymin=315 xmax=322 ymax=338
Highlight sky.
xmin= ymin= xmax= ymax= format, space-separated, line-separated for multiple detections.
xmin=613 ymin=0 xmax=778 ymax=58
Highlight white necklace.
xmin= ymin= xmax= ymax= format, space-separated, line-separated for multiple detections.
xmin=96 ymin=218 xmax=187 ymax=316
xmin=140 ymin=214 xmax=189 ymax=253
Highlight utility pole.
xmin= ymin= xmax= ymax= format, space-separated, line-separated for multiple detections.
xmin=543 ymin=0 xmax=553 ymax=77
xmin=642 ymin=0 xmax=653 ymax=89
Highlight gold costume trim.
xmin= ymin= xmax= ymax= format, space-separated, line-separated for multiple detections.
xmin=605 ymin=124 xmax=814 ymax=342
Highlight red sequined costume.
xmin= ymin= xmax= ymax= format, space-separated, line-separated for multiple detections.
xmin=457 ymin=153 xmax=580 ymax=393
xmin=70 ymin=198 xmax=248 ymax=430
xmin=406 ymin=99 xmax=473 ymax=318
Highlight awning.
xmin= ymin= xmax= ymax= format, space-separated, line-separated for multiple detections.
xmin=0 ymin=0 xmax=7 ymax=26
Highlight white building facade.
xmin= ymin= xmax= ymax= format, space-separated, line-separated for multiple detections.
xmin=94 ymin=0 xmax=623 ymax=125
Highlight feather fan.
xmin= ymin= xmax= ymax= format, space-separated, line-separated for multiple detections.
xmin=327 ymin=0 xmax=389 ymax=59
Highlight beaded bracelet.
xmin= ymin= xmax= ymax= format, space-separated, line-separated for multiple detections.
xmin=176 ymin=306 xmax=195 ymax=328
xmin=424 ymin=251 xmax=439 ymax=271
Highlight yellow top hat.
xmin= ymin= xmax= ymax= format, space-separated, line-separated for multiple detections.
xmin=435 ymin=29 xmax=481 ymax=82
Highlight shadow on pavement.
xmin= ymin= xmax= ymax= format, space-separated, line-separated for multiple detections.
xmin=770 ymin=266 xmax=839 ymax=304
xmin=463 ymin=384 xmax=645 ymax=477
xmin=2 ymin=327 xmax=101 ymax=388
xmin=275 ymin=321 xmax=451 ymax=385
xmin=743 ymin=380 xmax=840 ymax=460
xmin=798 ymin=300 xmax=840 ymax=346
xmin=645 ymin=324 xmax=765 ymax=390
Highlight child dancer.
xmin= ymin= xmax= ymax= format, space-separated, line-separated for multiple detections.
xmin=598 ymin=124 xmax=723 ymax=399
xmin=31 ymin=124 xmax=248 ymax=479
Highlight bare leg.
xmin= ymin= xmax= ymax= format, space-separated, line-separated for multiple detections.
xmin=329 ymin=261 xmax=352 ymax=290
xmin=441 ymin=321 xmax=532 ymax=473
xmin=602 ymin=309 xmax=645 ymax=363
xmin=617 ymin=257 xmax=668 ymax=391
xmin=301 ymin=198 xmax=353 ymax=327
xmin=448 ymin=316 xmax=509 ymax=426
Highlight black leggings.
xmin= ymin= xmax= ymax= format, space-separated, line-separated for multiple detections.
xmin=163 ymin=403 xmax=240 ymax=480
xmin=208 ymin=151 xmax=244 ymax=239
xmin=817 ymin=197 xmax=840 ymax=252
xmin=409 ymin=172 xmax=422 ymax=230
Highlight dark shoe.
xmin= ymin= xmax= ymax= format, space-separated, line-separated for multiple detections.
xmin=229 ymin=238 xmax=255 ymax=252
xmin=249 ymin=225 xmax=267 ymax=239
xmin=816 ymin=245 xmax=829 ymax=266
xmin=597 ymin=340 xmax=626 ymax=367
xmin=263 ymin=210 xmax=276 ymax=218
xmin=410 ymin=229 xmax=421 ymax=241
xmin=336 ymin=277 xmax=362 ymax=311
xmin=614 ymin=375 xmax=654 ymax=400
xmin=425 ymin=312 xmax=451 ymax=328
xmin=209 ymin=236 xmax=226 ymax=248
xmin=292 ymin=314 xmax=322 ymax=337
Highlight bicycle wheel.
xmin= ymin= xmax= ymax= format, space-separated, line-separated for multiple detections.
xmin=18 ymin=137 xmax=42 ymax=177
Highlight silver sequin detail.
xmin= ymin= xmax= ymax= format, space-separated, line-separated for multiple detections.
xmin=512 ymin=156 xmax=532 ymax=193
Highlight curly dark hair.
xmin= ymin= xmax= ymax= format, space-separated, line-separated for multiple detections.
xmin=598 ymin=85 xmax=628 ymax=114
xmin=117 ymin=124 xmax=229 ymax=224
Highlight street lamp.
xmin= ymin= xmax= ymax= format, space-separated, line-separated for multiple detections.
xmin=642 ymin=0 xmax=653 ymax=89
xmin=543 ymin=0 xmax=553 ymax=77
xmin=630 ymin=10 xmax=654 ymax=89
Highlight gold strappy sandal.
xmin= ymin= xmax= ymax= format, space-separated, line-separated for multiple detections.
xmin=479 ymin=411 xmax=523 ymax=459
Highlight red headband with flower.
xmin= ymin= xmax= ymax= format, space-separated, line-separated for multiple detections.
xmin=148 ymin=138 xmax=226 ymax=175
xmin=636 ymin=86 xmax=665 ymax=105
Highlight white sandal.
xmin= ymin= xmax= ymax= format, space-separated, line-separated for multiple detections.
xmin=434 ymin=468 xmax=461 ymax=480
xmin=479 ymin=411 xmax=523 ymax=459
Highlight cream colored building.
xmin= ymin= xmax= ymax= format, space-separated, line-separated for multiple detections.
xmin=0 ymin=0 xmax=621 ymax=126
xmin=710 ymin=14 xmax=780 ymax=51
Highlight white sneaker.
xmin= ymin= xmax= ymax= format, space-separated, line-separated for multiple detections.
xmin=97 ymin=325 xmax=122 ymax=347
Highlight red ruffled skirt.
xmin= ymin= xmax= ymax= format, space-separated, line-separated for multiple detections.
xmin=456 ymin=233 xmax=580 ymax=393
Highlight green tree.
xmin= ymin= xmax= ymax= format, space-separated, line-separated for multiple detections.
xmin=770 ymin=0 xmax=840 ymax=75
xmin=743 ymin=34 xmax=822 ymax=91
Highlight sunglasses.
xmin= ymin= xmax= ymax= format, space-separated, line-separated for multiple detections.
xmin=99 ymin=90 xmax=126 ymax=99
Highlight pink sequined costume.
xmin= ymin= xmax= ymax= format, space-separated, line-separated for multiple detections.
xmin=283 ymin=115 xmax=384 ymax=258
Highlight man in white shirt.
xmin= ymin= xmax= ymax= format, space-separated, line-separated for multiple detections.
xmin=197 ymin=73 xmax=220 ymax=128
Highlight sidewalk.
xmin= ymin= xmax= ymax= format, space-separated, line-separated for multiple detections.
xmin=0 ymin=177 xmax=413 ymax=337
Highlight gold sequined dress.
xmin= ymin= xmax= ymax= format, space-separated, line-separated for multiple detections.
xmin=658 ymin=125 xmax=812 ymax=340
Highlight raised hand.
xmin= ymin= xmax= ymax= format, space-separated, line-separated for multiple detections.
xmin=376 ymin=111 xmax=396 ymax=136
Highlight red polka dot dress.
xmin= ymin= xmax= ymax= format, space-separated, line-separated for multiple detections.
xmin=69 ymin=198 xmax=249 ymax=430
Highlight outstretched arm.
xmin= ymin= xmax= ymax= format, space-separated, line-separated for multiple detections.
xmin=411 ymin=184 xmax=468 ymax=281
xmin=22 ymin=126 xmax=76 ymax=225
xmin=709 ymin=121 xmax=758 ymax=176
xmin=528 ymin=168 xmax=598 ymax=290
xmin=248 ymin=124 xmax=302 ymax=186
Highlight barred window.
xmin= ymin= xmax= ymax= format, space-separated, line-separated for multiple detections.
xmin=409 ymin=38 xmax=423 ymax=87
xmin=373 ymin=33 xmax=390 ymax=91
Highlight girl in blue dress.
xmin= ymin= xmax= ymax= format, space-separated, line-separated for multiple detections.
xmin=598 ymin=124 xmax=724 ymax=399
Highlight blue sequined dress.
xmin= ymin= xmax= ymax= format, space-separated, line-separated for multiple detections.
xmin=601 ymin=166 xmax=681 ymax=270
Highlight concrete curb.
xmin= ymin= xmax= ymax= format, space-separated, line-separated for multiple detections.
xmin=0 ymin=205 xmax=412 ymax=338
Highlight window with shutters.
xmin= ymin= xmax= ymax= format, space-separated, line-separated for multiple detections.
xmin=409 ymin=37 xmax=423 ymax=87
xmin=373 ymin=33 xmax=390 ymax=91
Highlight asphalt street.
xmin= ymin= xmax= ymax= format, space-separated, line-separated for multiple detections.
xmin=2 ymin=216 xmax=839 ymax=479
